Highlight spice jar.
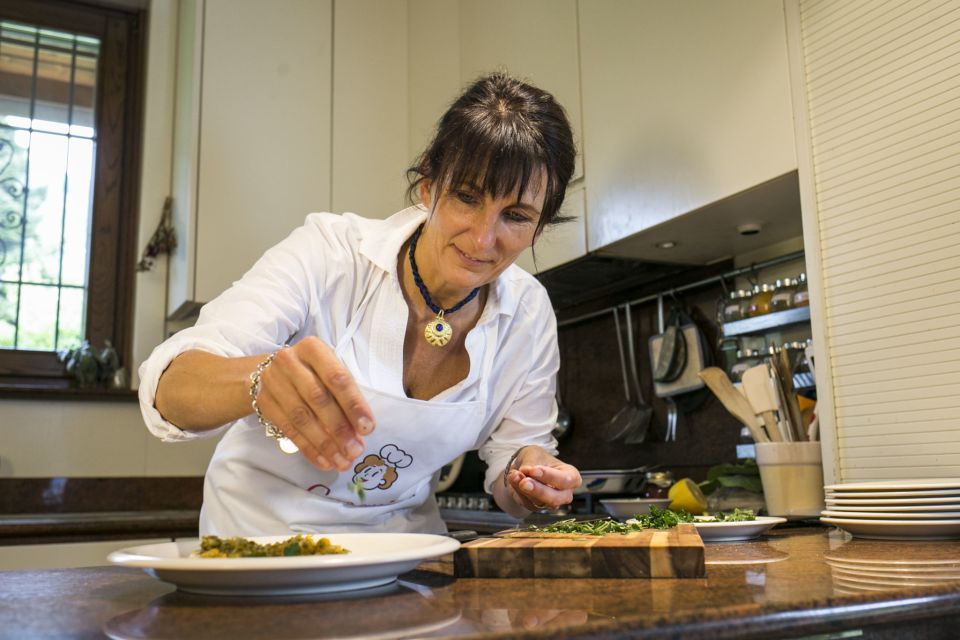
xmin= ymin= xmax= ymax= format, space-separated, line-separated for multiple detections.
xmin=729 ymin=349 xmax=762 ymax=383
xmin=643 ymin=470 xmax=675 ymax=499
xmin=721 ymin=290 xmax=744 ymax=322
xmin=746 ymin=283 xmax=774 ymax=317
xmin=737 ymin=289 xmax=752 ymax=319
xmin=792 ymin=273 xmax=810 ymax=307
xmin=770 ymin=278 xmax=795 ymax=312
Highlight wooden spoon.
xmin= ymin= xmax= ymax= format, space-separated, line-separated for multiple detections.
xmin=697 ymin=367 xmax=769 ymax=443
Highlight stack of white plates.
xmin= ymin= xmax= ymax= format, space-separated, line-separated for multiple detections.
xmin=819 ymin=479 xmax=960 ymax=540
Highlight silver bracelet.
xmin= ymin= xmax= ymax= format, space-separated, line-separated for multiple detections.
xmin=502 ymin=445 xmax=531 ymax=488
xmin=503 ymin=445 xmax=547 ymax=511
xmin=249 ymin=347 xmax=298 ymax=454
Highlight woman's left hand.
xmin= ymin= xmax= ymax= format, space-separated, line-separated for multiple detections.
xmin=505 ymin=446 xmax=581 ymax=512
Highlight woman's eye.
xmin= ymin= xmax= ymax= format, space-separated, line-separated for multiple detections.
xmin=505 ymin=210 xmax=531 ymax=223
xmin=456 ymin=191 xmax=478 ymax=205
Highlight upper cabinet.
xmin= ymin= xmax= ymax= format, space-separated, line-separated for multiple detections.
xmin=407 ymin=0 xmax=586 ymax=273
xmin=168 ymin=0 xmax=332 ymax=318
xmin=578 ymin=0 xmax=798 ymax=252
xmin=331 ymin=0 xmax=410 ymax=219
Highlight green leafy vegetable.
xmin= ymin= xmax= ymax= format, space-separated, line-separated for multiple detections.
xmin=632 ymin=505 xmax=696 ymax=528
xmin=703 ymin=508 xmax=757 ymax=522
xmin=348 ymin=478 xmax=366 ymax=502
xmin=526 ymin=507 xmax=695 ymax=536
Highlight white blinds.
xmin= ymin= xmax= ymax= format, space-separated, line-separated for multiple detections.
xmin=795 ymin=0 xmax=960 ymax=480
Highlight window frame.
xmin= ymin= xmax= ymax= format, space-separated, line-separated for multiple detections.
xmin=0 ymin=0 xmax=144 ymax=397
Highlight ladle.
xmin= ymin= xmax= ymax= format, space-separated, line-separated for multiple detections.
xmin=622 ymin=303 xmax=654 ymax=443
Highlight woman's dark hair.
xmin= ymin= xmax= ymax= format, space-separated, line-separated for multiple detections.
xmin=406 ymin=72 xmax=577 ymax=240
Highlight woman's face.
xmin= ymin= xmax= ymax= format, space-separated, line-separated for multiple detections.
xmin=418 ymin=174 xmax=546 ymax=294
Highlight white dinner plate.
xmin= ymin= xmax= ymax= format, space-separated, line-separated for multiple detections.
xmin=108 ymin=533 xmax=460 ymax=596
xmin=826 ymin=496 xmax=960 ymax=506
xmin=820 ymin=517 xmax=960 ymax=540
xmin=825 ymin=488 xmax=960 ymax=499
xmin=825 ymin=479 xmax=960 ymax=492
xmin=821 ymin=502 xmax=960 ymax=513
xmin=821 ymin=509 xmax=960 ymax=520
xmin=692 ymin=516 xmax=786 ymax=542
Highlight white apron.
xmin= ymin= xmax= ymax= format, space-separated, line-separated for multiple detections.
xmin=199 ymin=273 xmax=490 ymax=536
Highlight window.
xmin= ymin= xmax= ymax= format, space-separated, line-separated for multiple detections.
xmin=0 ymin=0 xmax=144 ymax=394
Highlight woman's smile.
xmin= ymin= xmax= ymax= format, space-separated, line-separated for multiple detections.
xmin=453 ymin=244 xmax=495 ymax=268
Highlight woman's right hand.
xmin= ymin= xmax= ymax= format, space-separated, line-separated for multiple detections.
xmin=254 ymin=337 xmax=375 ymax=472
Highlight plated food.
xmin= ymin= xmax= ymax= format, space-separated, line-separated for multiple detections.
xmin=194 ymin=534 xmax=349 ymax=558
xmin=107 ymin=533 xmax=461 ymax=596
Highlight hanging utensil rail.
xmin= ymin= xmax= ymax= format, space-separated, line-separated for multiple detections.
xmin=556 ymin=250 xmax=805 ymax=328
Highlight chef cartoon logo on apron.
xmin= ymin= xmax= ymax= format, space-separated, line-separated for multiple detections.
xmin=352 ymin=444 xmax=412 ymax=492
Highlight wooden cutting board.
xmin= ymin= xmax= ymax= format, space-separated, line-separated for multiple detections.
xmin=453 ymin=523 xmax=705 ymax=579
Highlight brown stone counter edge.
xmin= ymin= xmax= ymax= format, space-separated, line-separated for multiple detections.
xmin=0 ymin=477 xmax=203 ymax=544
xmin=552 ymin=588 xmax=960 ymax=640
xmin=0 ymin=385 xmax=139 ymax=401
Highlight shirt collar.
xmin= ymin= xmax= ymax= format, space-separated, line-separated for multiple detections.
xmin=357 ymin=205 xmax=516 ymax=320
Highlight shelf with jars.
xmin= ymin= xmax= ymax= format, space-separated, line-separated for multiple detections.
xmin=719 ymin=273 xmax=810 ymax=337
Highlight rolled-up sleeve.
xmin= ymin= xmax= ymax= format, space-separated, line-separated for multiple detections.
xmin=477 ymin=293 xmax=560 ymax=494
xmin=138 ymin=213 xmax=343 ymax=442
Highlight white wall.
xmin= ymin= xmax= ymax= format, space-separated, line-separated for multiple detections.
xmin=0 ymin=0 xmax=220 ymax=479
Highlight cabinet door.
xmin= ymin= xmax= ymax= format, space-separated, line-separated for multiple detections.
xmin=332 ymin=0 xmax=410 ymax=219
xmin=459 ymin=0 xmax=584 ymax=183
xmin=194 ymin=0 xmax=333 ymax=304
xmin=579 ymin=0 xmax=797 ymax=251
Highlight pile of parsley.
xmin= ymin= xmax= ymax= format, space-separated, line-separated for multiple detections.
xmin=527 ymin=506 xmax=695 ymax=535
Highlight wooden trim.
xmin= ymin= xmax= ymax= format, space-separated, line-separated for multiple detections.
xmin=0 ymin=0 xmax=146 ymax=394
xmin=0 ymin=0 xmax=115 ymax=37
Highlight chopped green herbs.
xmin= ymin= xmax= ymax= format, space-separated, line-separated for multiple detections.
xmin=526 ymin=507 xmax=696 ymax=536
xmin=704 ymin=508 xmax=757 ymax=522
xmin=348 ymin=478 xmax=366 ymax=502
xmin=632 ymin=505 xmax=696 ymax=528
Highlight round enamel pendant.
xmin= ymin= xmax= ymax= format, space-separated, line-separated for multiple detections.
xmin=424 ymin=317 xmax=453 ymax=347
xmin=277 ymin=437 xmax=299 ymax=454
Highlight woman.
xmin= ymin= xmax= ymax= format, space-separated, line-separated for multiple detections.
xmin=139 ymin=73 xmax=582 ymax=536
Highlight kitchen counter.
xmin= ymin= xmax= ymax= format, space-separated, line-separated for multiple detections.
xmin=2 ymin=526 xmax=960 ymax=639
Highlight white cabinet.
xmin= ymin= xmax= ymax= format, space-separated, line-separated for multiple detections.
xmin=408 ymin=0 xmax=588 ymax=275
xmin=578 ymin=0 xmax=797 ymax=252
xmin=332 ymin=0 xmax=411 ymax=219
xmin=168 ymin=0 xmax=333 ymax=317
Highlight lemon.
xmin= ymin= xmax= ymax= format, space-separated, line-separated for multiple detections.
xmin=668 ymin=477 xmax=707 ymax=515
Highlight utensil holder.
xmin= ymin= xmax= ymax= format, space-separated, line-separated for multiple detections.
xmin=755 ymin=442 xmax=825 ymax=518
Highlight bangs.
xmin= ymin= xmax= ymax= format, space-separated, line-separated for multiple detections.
xmin=432 ymin=116 xmax=552 ymax=208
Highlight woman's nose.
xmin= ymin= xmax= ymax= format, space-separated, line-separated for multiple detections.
xmin=471 ymin=210 xmax=498 ymax=251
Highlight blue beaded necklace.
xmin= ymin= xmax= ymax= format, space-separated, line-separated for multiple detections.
xmin=408 ymin=224 xmax=479 ymax=347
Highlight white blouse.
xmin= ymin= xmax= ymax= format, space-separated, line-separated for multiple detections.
xmin=138 ymin=205 xmax=560 ymax=493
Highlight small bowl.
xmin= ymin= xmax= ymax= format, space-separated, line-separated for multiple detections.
xmin=600 ymin=498 xmax=673 ymax=520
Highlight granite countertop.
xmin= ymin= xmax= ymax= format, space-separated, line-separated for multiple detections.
xmin=2 ymin=526 xmax=960 ymax=639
